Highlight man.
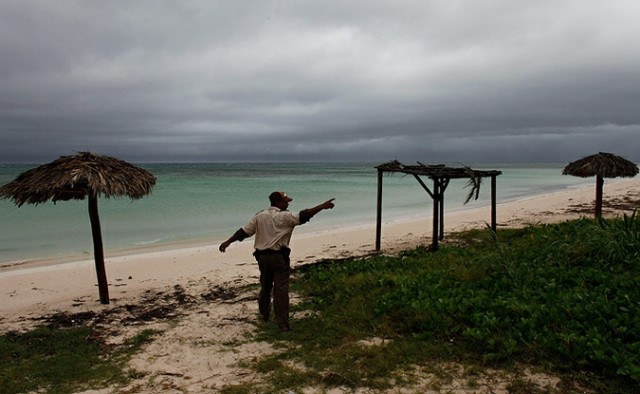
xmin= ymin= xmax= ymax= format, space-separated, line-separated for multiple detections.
xmin=219 ymin=191 xmax=335 ymax=332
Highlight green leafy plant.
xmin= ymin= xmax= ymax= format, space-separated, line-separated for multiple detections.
xmin=225 ymin=217 xmax=640 ymax=393
xmin=0 ymin=326 xmax=157 ymax=394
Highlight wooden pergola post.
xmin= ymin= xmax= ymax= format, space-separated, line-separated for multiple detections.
xmin=438 ymin=178 xmax=450 ymax=241
xmin=439 ymin=180 xmax=445 ymax=241
xmin=432 ymin=178 xmax=440 ymax=251
xmin=491 ymin=174 xmax=497 ymax=234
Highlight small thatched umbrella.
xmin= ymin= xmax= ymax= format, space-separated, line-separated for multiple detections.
xmin=0 ymin=152 xmax=156 ymax=304
xmin=562 ymin=152 xmax=638 ymax=218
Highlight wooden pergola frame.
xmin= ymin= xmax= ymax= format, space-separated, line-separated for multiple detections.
xmin=375 ymin=160 xmax=502 ymax=251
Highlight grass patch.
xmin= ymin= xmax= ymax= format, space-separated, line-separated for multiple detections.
xmin=222 ymin=213 xmax=640 ymax=393
xmin=0 ymin=326 xmax=157 ymax=394
xmin=0 ymin=281 xmax=200 ymax=394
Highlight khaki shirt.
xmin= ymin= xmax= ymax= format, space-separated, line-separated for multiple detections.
xmin=242 ymin=207 xmax=301 ymax=251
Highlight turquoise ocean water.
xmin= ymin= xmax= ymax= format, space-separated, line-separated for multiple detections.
xmin=0 ymin=162 xmax=594 ymax=265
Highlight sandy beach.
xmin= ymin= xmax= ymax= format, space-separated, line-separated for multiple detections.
xmin=2 ymin=178 xmax=639 ymax=393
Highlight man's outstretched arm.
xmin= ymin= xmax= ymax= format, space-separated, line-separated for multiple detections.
xmin=300 ymin=198 xmax=335 ymax=224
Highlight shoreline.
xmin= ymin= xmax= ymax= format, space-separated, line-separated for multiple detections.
xmin=1 ymin=178 xmax=639 ymax=332
xmin=0 ymin=169 xmax=597 ymax=269
xmin=0 ymin=177 xmax=634 ymax=274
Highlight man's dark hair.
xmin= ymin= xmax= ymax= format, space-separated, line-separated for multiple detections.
xmin=269 ymin=191 xmax=283 ymax=206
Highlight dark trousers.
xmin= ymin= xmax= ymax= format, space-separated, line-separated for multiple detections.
xmin=256 ymin=251 xmax=290 ymax=330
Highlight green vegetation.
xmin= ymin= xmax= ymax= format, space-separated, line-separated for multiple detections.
xmin=4 ymin=214 xmax=640 ymax=393
xmin=223 ymin=213 xmax=640 ymax=393
xmin=0 ymin=326 xmax=156 ymax=394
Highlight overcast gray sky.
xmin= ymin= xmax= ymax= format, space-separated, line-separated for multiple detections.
xmin=2 ymin=1 xmax=639 ymax=163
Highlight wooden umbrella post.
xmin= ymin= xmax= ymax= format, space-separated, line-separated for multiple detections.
xmin=88 ymin=194 xmax=109 ymax=304
xmin=375 ymin=169 xmax=383 ymax=251
xmin=595 ymin=174 xmax=604 ymax=218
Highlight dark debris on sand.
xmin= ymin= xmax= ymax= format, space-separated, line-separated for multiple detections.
xmin=566 ymin=193 xmax=640 ymax=214
xmin=24 ymin=281 xmax=249 ymax=339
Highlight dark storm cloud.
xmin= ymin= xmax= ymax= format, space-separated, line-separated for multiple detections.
xmin=1 ymin=0 xmax=639 ymax=163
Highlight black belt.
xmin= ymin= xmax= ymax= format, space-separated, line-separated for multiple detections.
xmin=254 ymin=248 xmax=280 ymax=255
xmin=253 ymin=247 xmax=291 ymax=258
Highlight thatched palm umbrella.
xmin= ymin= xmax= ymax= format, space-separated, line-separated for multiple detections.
xmin=562 ymin=152 xmax=638 ymax=218
xmin=0 ymin=152 xmax=156 ymax=304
